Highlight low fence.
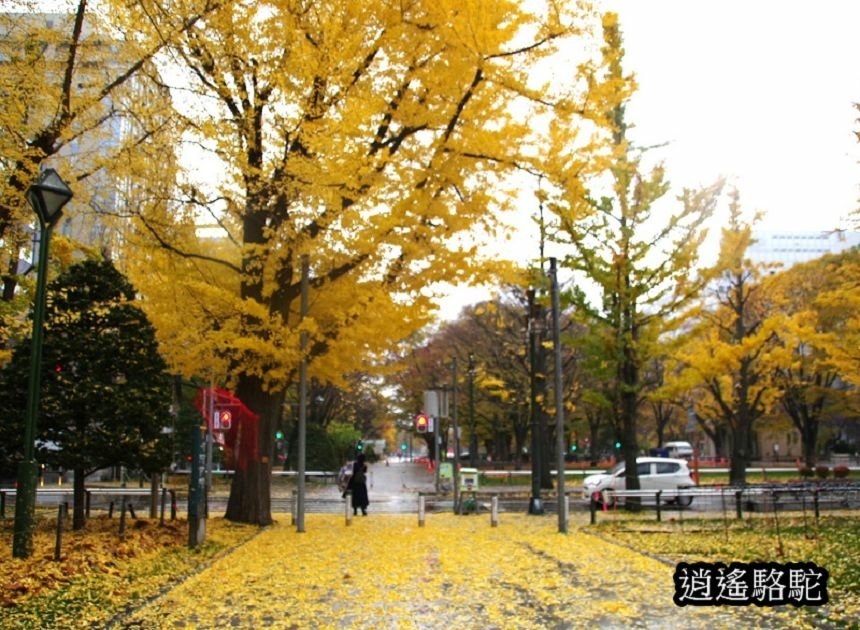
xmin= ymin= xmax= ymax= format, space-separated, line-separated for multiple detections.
xmin=169 ymin=470 xmax=339 ymax=484
xmin=9 ymin=480 xmax=857 ymax=526
xmin=0 ymin=487 xmax=178 ymax=522
xmin=589 ymin=483 xmax=860 ymax=524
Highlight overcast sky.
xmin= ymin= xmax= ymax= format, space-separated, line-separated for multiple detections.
xmin=437 ymin=1 xmax=860 ymax=318
xmin=603 ymin=0 xmax=860 ymax=232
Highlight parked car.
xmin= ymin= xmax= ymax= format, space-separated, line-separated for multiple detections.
xmin=581 ymin=457 xmax=695 ymax=506
xmin=663 ymin=441 xmax=694 ymax=459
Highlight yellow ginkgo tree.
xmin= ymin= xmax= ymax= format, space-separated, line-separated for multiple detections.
xmin=0 ymin=0 xmax=226 ymax=375
xmin=0 ymin=0 xmax=218 ymax=301
xmin=542 ymin=17 xmax=722 ymax=497
xmin=124 ymin=1 xmax=622 ymax=524
xmin=668 ymin=193 xmax=790 ymax=484
xmin=766 ymin=250 xmax=860 ymax=467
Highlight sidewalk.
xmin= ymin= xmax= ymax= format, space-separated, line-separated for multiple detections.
xmin=121 ymin=513 xmax=805 ymax=629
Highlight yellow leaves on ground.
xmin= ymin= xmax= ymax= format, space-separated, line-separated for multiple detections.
xmin=5 ymin=512 xmax=852 ymax=628
xmin=126 ymin=514 xmax=779 ymax=629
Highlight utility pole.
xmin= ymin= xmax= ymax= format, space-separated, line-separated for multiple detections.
xmin=296 ymin=255 xmax=309 ymax=533
xmin=468 ymin=354 xmax=477 ymax=468
xmin=549 ymin=258 xmax=567 ymax=533
xmin=527 ymin=289 xmax=544 ymax=515
xmin=452 ymin=357 xmax=460 ymax=512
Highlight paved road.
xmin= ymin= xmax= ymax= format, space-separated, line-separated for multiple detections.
xmin=368 ymin=458 xmax=436 ymax=496
xmin=291 ymin=458 xmax=437 ymax=515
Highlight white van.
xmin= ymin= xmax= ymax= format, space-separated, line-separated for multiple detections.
xmin=663 ymin=441 xmax=694 ymax=458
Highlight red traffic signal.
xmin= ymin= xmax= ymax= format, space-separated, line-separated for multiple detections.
xmin=220 ymin=410 xmax=232 ymax=430
xmin=415 ymin=413 xmax=429 ymax=433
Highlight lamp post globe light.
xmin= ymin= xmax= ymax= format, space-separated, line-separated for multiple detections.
xmin=12 ymin=168 xmax=73 ymax=558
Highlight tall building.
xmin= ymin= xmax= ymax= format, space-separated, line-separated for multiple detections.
xmin=1 ymin=11 xmax=135 ymax=258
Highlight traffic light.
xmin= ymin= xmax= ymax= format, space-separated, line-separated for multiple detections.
xmin=275 ymin=430 xmax=284 ymax=440
xmin=220 ymin=410 xmax=232 ymax=430
xmin=570 ymin=444 xmax=577 ymax=452
xmin=356 ymin=441 xmax=364 ymax=452
xmin=415 ymin=413 xmax=429 ymax=433
xmin=614 ymin=441 xmax=621 ymax=449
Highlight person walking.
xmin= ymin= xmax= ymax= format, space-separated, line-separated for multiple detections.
xmin=348 ymin=453 xmax=369 ymax=516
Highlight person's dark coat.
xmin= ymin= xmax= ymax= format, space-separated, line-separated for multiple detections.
xmin=348 ymin=454 xmax=369 ymax=513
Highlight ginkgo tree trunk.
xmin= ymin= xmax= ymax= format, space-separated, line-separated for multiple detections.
xmin=127 ymin=1 xmax=621 ymax=524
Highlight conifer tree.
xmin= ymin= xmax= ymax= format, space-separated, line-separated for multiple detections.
xmin=0 ymin=259 xmax=172 ymax=529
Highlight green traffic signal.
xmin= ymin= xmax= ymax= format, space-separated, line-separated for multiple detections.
xmin=275 ymin=430 xmax=284 ymax=440
xmin=614 ymin=441 xmax=621 ymax=449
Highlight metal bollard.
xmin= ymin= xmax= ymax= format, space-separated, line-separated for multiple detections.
xmin=590 ymin=495 xmax=597 ymax=524
xmin=656 ymin=491 xmax=662 ymax=522
xmin=561 ymin=495 xmax=569 ymax=532
xmin=119 ymin=500 xmax=127 ymax=536
xmin=491 ymin=496 xmax=499 ymax=527
xmin=54 ymin=503 xmax=66 ymax=561
xmin=814 ymin=488 xmax=820 ymax=522
xmin=345 ymin=491 xmax=353 ymax=527
xmin=291 ymin=491 xmax=297 ymax=526
xmin=418 ymin=495 xmax=426 ymax=527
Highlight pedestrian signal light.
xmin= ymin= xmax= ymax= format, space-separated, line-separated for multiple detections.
xmin=220 ymin=410 xmax=232 ymax=431
xmin=415 ymin=413 xmax=429 ymax=433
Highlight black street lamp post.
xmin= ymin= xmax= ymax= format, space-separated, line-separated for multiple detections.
xmin=13 ymin=168 xmax=73 ymax=558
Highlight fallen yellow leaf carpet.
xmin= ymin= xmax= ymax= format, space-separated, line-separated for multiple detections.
xmin=119 ymin=514 xmax=814 ymax=629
